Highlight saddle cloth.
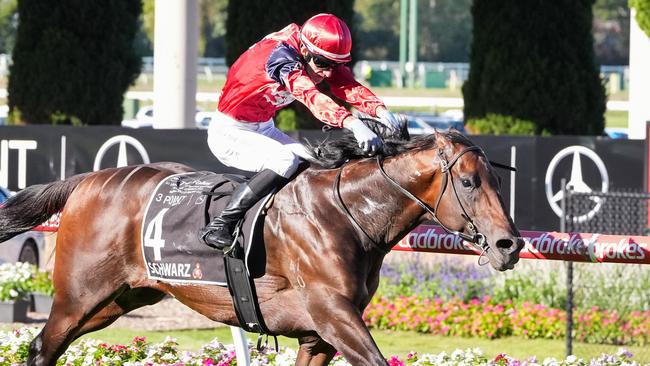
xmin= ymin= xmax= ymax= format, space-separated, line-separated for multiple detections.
xmin=140 ymin=171 xmax=270 ymax=285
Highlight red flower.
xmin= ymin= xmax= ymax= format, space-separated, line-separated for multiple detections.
xmin=387 ymin=355 xmax=405 ymax=366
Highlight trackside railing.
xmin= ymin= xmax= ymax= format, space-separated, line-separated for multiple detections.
xmin=561 ymin=183 xmax=650 ymax=359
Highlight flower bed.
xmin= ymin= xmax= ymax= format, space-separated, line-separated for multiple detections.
xmin=0 ymin=262 xmax=33 ymax=302
xmin=0 ymin=327 xmax=645 ymax=366
xmin=363 ymin=295 xmax=650 ymax=346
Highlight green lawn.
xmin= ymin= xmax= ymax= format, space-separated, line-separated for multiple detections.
xmin=604 ymin=110 xmax=628 ymax=128
xmin=3 ymin=325 xmax=647 ymax=362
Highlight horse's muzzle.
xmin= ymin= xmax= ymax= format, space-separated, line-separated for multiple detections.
xmin=491 ymin=236 xmax=524 ymax=270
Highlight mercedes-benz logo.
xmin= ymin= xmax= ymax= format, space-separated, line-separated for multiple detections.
xmin=545 ymin=145 xmax=609 ymax=223
xmin=93 ymin=135 xmax=150 ymax=171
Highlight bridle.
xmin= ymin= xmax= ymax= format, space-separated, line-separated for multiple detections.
xmin=334 ymin=144 xmax=515 ymax=263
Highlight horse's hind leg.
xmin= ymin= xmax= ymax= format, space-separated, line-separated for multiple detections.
xmin=26 ymin=284 xmax=130 ymax=366
xmin=27 ymin=287 xmax=165 ymax=366
xmin=74 ymin=287 xmax=166 ymax=336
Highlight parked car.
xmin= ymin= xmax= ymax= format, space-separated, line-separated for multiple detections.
xmin=604 ymin=127 xmax=628 ymax=139
xmin=194 ymin=111 xmax=213 ymax=130
xmin=122 ymin=106 xmax=211 ymax=129
xmin=401 ymin=111 xmax=466 ymax=135
xmin=0 ymin=185 xmax=47 ymax=268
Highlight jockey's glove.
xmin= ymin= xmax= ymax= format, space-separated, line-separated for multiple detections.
xmin=345 ymin=118 xmax=382 ymax=156
xmin=376 ymin=107 xmax=401 ymax=132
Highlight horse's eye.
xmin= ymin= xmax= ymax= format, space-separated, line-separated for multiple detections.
xmin=461 ymin=178 xmax=472 ymax=188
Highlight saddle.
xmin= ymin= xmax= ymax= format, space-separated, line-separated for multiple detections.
xmin=140 ymin=171 xmax=273 ymax=333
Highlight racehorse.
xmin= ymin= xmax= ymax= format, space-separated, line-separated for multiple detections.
xmin=0 ymin=128 xmax=523 ymax=366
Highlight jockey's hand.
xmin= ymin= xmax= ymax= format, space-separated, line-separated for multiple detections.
xmin=344 ymin=117 xmax=382 ymax=156
xmin=376 ymin=107 xmax=401 ymax=132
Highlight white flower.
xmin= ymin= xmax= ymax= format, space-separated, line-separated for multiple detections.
xmin=160 ymin=352 xmax=176 ymax=361
xmin=451 ymin=349 xmax=464 ymax=359
xmin=543 ymin=357 xmax=560 ymax=366
xmin=565 ymin=355 xmax=578 ymax=364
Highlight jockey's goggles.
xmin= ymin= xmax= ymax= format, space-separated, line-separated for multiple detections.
xmin=307 ymin=51 xmax=342 ymax=69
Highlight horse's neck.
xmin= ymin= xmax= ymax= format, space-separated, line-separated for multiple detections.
xmin=339 ymin=153 xmax=436 ymax=248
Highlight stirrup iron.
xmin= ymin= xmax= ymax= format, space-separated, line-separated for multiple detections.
xmin=223 ymin=221 xmax=243 ymax=256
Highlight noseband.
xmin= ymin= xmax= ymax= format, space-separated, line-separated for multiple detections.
xmin=333 ymin=144 xmax=511 ymax=262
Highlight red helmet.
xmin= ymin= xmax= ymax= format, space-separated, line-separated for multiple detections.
xmin=300 ymin=13 xmax=352 ymax=64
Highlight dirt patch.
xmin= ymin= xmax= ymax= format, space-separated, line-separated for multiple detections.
xmin=1 ymin=297 xmax=224 ymax=331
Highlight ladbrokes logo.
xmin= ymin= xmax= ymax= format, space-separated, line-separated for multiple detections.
xmin=522 ymin=232 xmax=647 ymax=261
xmin=395 ymin=225 xmax=649 ymax=263
xmin=397 ymin=228 xmax=474 ymax=251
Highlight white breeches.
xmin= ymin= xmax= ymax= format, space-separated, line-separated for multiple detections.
xmin=207 ymin=111 xmax=314 ymax=178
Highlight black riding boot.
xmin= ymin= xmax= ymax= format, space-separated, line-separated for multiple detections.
xmin=200 ymin=169 xmax=289 ymax=250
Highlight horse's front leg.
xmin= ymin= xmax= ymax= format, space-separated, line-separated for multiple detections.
xmin=295 ymin=335 xmax=336 ymax=366
xmin=305 ymin=288 xmax=388 ymax=366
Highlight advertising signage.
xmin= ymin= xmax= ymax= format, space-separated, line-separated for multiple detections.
xmin=0 ymin=125 xmax=644 ymax=231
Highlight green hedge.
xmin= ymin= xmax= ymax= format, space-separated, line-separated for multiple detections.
xmin=466 ymin=113 xmax=544 ymax=136
xmin=462 ymin=0 xmax=606 ymax=135
xmin=8 ymin=0 xmax=142 ymax=125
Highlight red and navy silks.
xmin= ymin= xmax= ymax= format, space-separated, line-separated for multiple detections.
xmin=217 ymin=24 xmax=385 ymax=128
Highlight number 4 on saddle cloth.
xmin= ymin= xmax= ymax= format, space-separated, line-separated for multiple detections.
xmin=141 ymin=171 xmax=273 ymax=333
xmin=141 ymin=171 xmax=273 ymax=284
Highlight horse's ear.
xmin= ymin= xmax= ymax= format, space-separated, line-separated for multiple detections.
xmin=433 ymin=129 xmax=445 ymax=147
xmin=433 ymin=129 xmax=453 ymax=154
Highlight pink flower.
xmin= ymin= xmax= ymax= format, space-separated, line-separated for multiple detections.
xmin=387 ymin=355 xmax=404 ymax=366
xmin=203 ymin=358 xmax=215 ymax=366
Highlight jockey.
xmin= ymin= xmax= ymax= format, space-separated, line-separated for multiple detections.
xmin=200 ymin=13 xmax=401 ymax=251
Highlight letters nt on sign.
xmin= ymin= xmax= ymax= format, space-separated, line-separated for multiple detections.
xmin=0 ymin=139 xmax=38 ymax=189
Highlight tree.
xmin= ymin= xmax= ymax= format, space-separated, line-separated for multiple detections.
xmin=140 ymin=0 xmax=227 ymax=57
xmin=200 ymin=0 xmax=227 ymax=57
xmin=354 ymin=0 xmax=399 ymax=59
xmin=354 ymin=0 xmax=472 ymax=61
xmin=0 ymin=0 xmax=17 ymax=54
xmin=462 ymin=0 xmax=606 ymax=135
xmin=593 ymin=0 xmax=630 ymax=65
xmin=8 ymin=0 xmax=142 ymax=125
xmin=630 ymin=0 xmax=650 ymax=37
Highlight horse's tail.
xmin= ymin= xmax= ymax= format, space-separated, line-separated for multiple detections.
xmin=0 ymin=173 xmax=89 ymax=242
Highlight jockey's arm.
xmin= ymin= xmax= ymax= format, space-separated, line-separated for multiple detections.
xmin=284 ymin=69 xmax=352 ymax=128
xmin=326 ymin=66 xmax=386 ymax=118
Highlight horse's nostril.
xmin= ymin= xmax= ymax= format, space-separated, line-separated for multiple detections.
xmin=496 ymin=238 xmax=514 ymax=249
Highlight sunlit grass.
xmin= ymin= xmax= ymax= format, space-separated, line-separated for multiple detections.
xmin=604 ymin=110 xmax=628 ymax=128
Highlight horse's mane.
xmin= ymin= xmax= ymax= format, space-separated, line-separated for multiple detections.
xmin=307 ymin=118 xmax=473 ymax=168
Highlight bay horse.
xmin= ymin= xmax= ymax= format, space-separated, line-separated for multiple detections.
xmin=0 ymin=129 xmax=523 ymax=366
